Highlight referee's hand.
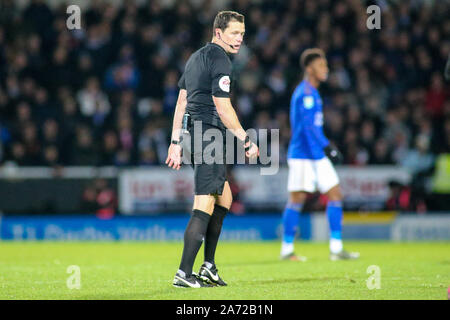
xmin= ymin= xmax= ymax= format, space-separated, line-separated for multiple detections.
xmin=245 ymin=142 xmax=259 ymax=160
xmin=166 ymin=143 xmax=183 ymax=170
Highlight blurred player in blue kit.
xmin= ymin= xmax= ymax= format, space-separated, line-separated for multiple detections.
xmin=281 ymin=48 xmax=360 ymax=261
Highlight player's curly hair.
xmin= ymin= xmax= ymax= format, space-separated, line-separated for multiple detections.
xmin=213 ymin=11 xmax=244 ymax=35
xmin=300 ymin=48 xmax=326 ymax=69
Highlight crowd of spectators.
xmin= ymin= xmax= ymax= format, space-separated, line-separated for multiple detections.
xmin=80 ymin=178 xmax=117 ymax=218
xmin=0 ymin=0 xmax=448 ymax=176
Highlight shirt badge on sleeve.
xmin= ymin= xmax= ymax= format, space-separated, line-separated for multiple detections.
xmin=303 ymin=96 xmax=314 ymax=109
xmin=219 ymin=75 xmax=230 ymax=93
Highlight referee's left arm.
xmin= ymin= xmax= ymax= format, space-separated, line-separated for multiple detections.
xmin=166 ymin=88 xmax=187 ymax=170
xmin=170 ymin=88 xmax=187 ymax=143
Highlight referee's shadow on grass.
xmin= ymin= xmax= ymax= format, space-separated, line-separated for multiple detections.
xmin=78 ymin=289 xmax=179 ymax=300
xmin=224 ymin=259 xmax=301 ymax=267
xmin=238 ymin=277 xmax=342 ymax=285
xmin=77 ymin=285 xmax=222 ymax=300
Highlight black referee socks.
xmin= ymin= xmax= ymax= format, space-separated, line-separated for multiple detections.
xmin=204 ymin=205 xmax=228 ymax=265
xmin=179 ymin=209 xmax=211 ymax=276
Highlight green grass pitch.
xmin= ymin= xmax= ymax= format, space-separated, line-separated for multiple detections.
xmin=0 ymin=241 xmax=448 ymax=300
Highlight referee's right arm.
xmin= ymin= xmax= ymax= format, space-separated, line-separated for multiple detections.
xmin=213 ymin=96 xmax=247 ymax=141
xmin=209 ymin=49 xmax=258 ymax=158
xmin=213 ymin=96 xmax=258 ymax=159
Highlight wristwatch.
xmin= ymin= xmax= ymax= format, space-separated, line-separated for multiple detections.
xmin=171 ymin=140 xmax=181 ymax=145
xmin=244 ymin=136 xmax=251 ymax=151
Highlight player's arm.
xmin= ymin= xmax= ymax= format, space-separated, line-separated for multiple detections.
xmin=300 ymin=96 xmax=342 ymax=163
xmin=213 ymin=97 xmax=258 ymax=158
xmin=166 ymin=88 xmax=187 ymax=170
xmin=300 ymin=96 xmax=329 ymax=148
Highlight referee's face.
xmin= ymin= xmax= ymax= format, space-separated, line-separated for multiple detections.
xmin=221 ymin=21 xmax=245 ymax=54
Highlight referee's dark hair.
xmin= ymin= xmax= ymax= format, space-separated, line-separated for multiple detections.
xmin=213 ymin=11 xmax=244 ymax=33
xmin=300 ymin=48 xmax=326 ymax=69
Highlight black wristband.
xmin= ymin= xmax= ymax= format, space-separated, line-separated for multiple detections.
xmin=171 ymin=140 xmax=181 ymax=145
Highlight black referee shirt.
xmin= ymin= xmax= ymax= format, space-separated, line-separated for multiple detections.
xmin=178 ymin=42 xmax=232 ymax=131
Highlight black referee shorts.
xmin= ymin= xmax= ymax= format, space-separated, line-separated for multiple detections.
xmin=186 ymin=122 xmax=227 ymax=196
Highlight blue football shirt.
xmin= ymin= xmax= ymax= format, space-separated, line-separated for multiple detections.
xmin=287 ymin=80 xmax=330 ymax=160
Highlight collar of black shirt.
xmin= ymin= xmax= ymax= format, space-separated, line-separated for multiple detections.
xmin=207 ymin=42 xmax=229 ymax=56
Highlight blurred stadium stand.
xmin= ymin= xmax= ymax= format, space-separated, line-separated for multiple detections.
xmin=0 ymin=0 xmax=449 ymax=217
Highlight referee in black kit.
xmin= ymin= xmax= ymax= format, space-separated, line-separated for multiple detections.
xmin=166 ymin=11 xmax=259 ymax=288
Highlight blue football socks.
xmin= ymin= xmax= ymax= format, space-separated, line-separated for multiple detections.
xmin=281 ymin=202 xmax=302 ymax=255
xmin=327 ymin=200 xmax=343 ymax=253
